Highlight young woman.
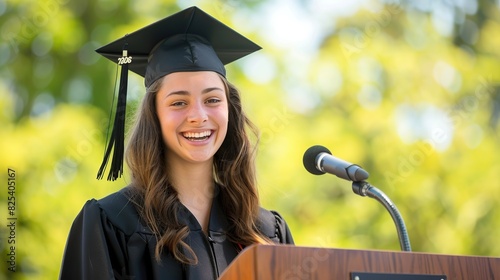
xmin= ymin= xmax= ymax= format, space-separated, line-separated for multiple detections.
xmin=60 ymin=6 xmax=294 ymax=280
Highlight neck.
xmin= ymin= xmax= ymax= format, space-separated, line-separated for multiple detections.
xmin=168 ymin=160 xmax=214 ymax=196
xmin=167 ymin=158 xmax=215 ymax=232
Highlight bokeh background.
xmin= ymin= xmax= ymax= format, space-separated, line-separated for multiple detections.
xmin=1 ymin=0 xmax=500 ymax=278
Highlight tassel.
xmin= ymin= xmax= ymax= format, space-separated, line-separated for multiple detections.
xmin=97 ymin=43 xmax=131 ymax=181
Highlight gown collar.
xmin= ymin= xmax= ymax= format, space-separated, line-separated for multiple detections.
xmin=177 ymin=185 xmax=229 ymax=236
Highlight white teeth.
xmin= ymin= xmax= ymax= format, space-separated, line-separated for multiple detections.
xmin=183 ymin=131 xmax=212 ymax=140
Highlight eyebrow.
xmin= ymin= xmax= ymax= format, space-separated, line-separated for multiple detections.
xmin=164 ymin=87 xmax=225 ymax=99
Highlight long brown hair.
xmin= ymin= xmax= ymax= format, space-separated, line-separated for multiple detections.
xmin=125 ymin=74 xmax=269 ymax=264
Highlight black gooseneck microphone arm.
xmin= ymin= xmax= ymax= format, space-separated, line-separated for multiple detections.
xmin=352 ymin=181 xmax=412 ymax=252
xmin=303 ymin=145 xmax=411 ymax=252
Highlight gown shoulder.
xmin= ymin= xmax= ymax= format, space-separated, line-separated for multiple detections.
xmin=59 ymin=187 xmax=151 ymax=280
xmin=258 ymin=207 xmax=295 ymax=245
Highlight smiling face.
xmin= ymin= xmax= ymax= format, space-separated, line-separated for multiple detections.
xmin=155 ymin=71 xmax=229 ymax=167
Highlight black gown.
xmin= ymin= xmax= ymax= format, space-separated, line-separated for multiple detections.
xmin=59 ymin=187 xmax=294 ymax=279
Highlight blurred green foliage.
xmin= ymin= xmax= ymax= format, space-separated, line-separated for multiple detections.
xmin=1 ymin=0 xmax=500 ymax=279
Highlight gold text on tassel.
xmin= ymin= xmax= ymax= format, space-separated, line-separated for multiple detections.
xmin=118 ymin=50 xmax=132 ymax=65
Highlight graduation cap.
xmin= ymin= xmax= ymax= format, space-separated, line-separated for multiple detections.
xmin=96 ymin=6 xmax=261 ymax=181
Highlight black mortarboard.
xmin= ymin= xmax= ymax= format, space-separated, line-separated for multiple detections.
xmin=95 ymin=6 xmax=261 ymax=181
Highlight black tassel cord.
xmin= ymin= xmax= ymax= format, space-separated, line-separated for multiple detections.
xmin=97 ymin=45 xmax=131 ymax=181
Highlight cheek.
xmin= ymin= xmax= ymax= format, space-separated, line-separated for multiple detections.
xmin=216 ymin=107 xmax=229 ymax=129
xmin=157 ymin=110 xmax=181 ymax=138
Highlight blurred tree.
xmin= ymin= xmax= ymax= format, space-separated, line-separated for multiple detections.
xmin=256 ymin=0 xmax=500 ymax=257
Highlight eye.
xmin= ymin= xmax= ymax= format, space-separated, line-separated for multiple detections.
xmin=205 ymin=98 xmax=221 ymax=104
xmin=170 ymin=100 xmax=187 ymax=107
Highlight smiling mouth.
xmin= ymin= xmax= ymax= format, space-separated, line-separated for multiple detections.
xmin=182 ymin=130 xmax=212 ymax=141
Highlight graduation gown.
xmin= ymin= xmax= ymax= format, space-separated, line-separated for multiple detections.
xmin=59 ymin=187 xmax=294 ymax=279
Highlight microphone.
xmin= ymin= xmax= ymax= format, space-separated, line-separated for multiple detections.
xmin=303 ymin=145 xmax=369 ymax=182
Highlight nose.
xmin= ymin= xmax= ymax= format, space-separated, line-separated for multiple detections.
xmin=187 ymin=102 xmax=208 ymax=124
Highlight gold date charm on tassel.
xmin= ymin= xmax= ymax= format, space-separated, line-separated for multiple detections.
xmin=118 ymin=50 xmax=133 ymax=65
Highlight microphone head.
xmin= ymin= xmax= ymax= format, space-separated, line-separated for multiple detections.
xmin=303 ymin=145 xmax=331 ymax=175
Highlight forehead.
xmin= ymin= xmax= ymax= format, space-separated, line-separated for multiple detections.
xmin=160 ymin=71 xmax=225 ymax=89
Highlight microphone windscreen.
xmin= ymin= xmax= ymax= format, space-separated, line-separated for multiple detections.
xmin=303 ymin=145 xmax=331 ymax=175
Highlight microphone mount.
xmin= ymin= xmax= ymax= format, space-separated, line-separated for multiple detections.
xmin=303 ymin=144 xmax=411 ymax=251
xmin=352 ymin=180 xmax=412 ymax=252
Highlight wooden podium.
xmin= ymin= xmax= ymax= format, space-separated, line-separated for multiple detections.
xmin=219 ymin=245 xmax=500 ymax=280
